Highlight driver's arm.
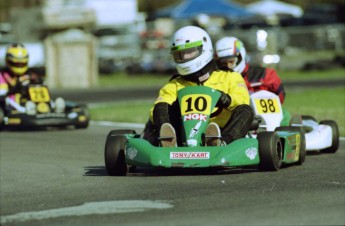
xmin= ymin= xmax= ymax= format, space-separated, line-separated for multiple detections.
xmin=0 ymin=75 xmax=9 ymax=101
xmin=150 ymin=81 xmax=177 ymax=131
xmin=226 ymin=72 xmax=250 ymax=110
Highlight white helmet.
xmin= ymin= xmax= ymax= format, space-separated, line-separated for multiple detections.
xmin=215 ymin=37 xmax=246 ymax=74
xmin=170 ymin=26 xmax=213 ymax=76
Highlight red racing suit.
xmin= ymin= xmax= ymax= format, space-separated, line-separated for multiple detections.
xmin=0 ymin=69 xmax=25 ymax=112
xmin=241 ymin=64 xmax=286 ymax=104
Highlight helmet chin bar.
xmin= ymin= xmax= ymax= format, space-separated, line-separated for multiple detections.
xmin=183 ymin=60 xmax=216 ymax=83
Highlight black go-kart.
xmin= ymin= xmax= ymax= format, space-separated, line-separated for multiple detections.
xmin=0 ymin=84 xmax=89 ymax=130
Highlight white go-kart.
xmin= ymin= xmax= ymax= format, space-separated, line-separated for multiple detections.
xmin=250 ymin=90 xmax=339 ymax=153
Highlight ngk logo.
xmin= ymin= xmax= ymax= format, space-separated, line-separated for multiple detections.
xmin=184 ymin=113 xmax=207 ymax=121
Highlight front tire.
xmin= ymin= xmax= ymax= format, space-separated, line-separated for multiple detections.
xmin=320 ymin=120 xmax=339 ymax=153
xmin=107 ymin=129 xmax=136 ymax=138
xmin=104 ymin=135 xmax=128 ymax=176
xmin=258 ymin=132 xmax=283 ymax=171
xmin=75 ymin=105 xmax=90 ymax=129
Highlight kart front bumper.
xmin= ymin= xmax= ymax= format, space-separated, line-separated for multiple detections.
xmin=4 ymin=112 xmax=88 ymax=128
xmin=125 ymin=138 xmax=260 ymax=168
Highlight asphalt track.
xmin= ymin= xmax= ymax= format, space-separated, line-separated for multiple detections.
xmin=0 ymin=123 xmax=344 ymax=226
xmin=1 ymin=80 xmax=345 ymax=225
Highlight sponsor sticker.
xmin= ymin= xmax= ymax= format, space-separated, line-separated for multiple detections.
xmin=245 ymin=147 xmax=258 ymax=160
xmin=188 ymin=121 xmax=202 ymax=138
xmin=184 ymin=113 xmax=207 ymax=121
xmin=186 ymin=139 xmax=197 ymax=147
xmin=294 ymin=134 xmax=300 ymax=161
xmin=170 ymin=152 xmax=210 ymax=159
xmin=8 ymin=118 xmax=21 ymax=125
xmin=36 ymin=113 xmax=66 ymax=118
xmin=127 ymin=147 xmax=138 ymax=160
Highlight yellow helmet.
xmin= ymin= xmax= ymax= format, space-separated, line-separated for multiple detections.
xmin=6 ymin=43 xmax=29 ymax=75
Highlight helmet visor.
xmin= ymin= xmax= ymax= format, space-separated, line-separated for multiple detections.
xmin=7 ymin=60 xmax=27 ymax=68
xmin=219 ymin=56 xmax=238 ymax=69
xmin=171 ymin=41 xmax=203 ymax=63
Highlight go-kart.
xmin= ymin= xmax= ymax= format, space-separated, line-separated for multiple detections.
xmin=0 ymin=84 xmax=89 ymax=130
xmin=250 ymin=90 xmax=339 ymax=153
xmin=105 ymin=86 xmax=305 ymax=176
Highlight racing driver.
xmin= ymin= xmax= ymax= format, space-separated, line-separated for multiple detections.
xmin=0 ymin=43 xmax=64 ymax=113
xmin=142 ymin=26 xmax=254 ymax=147
xmin=214 ymin=36 xmax=299 ymax=126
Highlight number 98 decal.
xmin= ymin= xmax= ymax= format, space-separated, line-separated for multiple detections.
xmin=254 ymin=98 xmax=281 ymax=114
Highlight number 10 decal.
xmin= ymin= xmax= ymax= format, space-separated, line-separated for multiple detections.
xmin=185 ymin=96 xmax=207 ymax=112
xmin=181 ymin=94 xmax=212 ymax=115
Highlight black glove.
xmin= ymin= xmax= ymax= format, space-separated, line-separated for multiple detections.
xmin=7 ymin=75 xmax=30 ymax=95
xmin=7 ymin=82 xmax=24 ymax=95
xmin=18 ymin=75 xmax=30 ymax=87
xmin=216 ymin=91 xmax=231 ymax=108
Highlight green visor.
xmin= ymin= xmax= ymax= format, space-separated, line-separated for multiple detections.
xmin=171 ymin=41 xmax=203 ymax=63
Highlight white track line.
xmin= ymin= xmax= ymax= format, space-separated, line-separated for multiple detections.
xmin=90 ymin=120 xmax=145 ymax=129
xmin=1 ymin=200 xmax=173 ymax=224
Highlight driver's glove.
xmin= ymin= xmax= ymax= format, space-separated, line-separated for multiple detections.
xmin=8 ymin=76 xmax=30 ymax=95
xmin=19 ymin=75 xmax=30 ymax=87
xmin=216 ymin=91 xmax=232 ymax=108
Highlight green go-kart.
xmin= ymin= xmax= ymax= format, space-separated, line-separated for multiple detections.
xmin=104 ymin=86 xmax=305 ymax=176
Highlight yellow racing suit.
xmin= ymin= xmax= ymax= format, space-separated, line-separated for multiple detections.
xmin=150 ymin=70 xmax=250 ymax=128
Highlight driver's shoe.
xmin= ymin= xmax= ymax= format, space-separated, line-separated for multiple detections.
xmin=205 ymin=122 xmax=224 ymax=146
xmin=159 ymin=123 xmax=177 ymax=147
xmin=55 ymin=97 xmax=65 ymax=113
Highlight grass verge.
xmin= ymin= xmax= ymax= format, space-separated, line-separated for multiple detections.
xmin=97 ymin=68 xmax=345 ymax=88
xmin=89 ymin=86 xmax=345 ymax=136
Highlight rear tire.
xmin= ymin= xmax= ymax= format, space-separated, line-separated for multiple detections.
xmin=275 ymin=126 xmax=306 ymax=165
xmin=320 ymin=120 xmax=339 ymax=153
xmin=104 ymin=135 xmax=128 ymax=176
xmin=258 ymin=132 xmax=282 ymax=171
